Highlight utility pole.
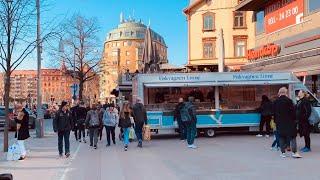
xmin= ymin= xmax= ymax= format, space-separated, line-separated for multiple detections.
xmin=36 ymin=0 xmax=44 ymax=138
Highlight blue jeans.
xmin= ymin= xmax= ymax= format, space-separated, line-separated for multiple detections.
xmin=58 ymin=130 xmax=70 ymax=155
xmin=271 ymin=130 xmax=280 ymax=148
xmin=135 ymin=125 xmax=143 ymax=142
xmin=186 ymin=121 xmax=197 ymax=145
xmin=123 ymin=128 xmax=130 ymax=146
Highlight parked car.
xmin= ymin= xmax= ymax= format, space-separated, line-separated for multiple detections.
xmin=8 ymin=108 xmax=36 ymax=130
xmin=0 ymin=106 xmax=14 ymax=128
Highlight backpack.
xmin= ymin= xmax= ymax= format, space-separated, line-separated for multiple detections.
xmin=180 ymin=103 xmax=192 ymax=123
xmin=89 ymin=111 xmax=100 ymax=127
xmin=308 ymin=107 xmax=320 ymax=125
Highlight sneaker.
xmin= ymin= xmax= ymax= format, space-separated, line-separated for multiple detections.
xmin=301 ymin=147 xmax=311 ymax=153
xmin=280 ymin=153 xmax=286 ymax=158
xmin=65 ymin=153 xmax=71 ymax=158
xmin=90 ymin=144 xmax=93 ymax=147
xmin=79 ymin=140 xmax=82 ymax=142
xmin=292 ymin=152 xmax=302 ymax=158
xmin=113 ymin=141 xmax=116 ymax=145
xmin=137 ymin=142 xmax=142 ymax=148
xmin=18 ymin=156 xmax=26 ymax=161
xmin=271 ymin=146 xmax=277 ymax=151
xmin=124 ymin=145 xmax=128 ymax=151
xmin=256 ymin=134 xmax=263 ymax=137
xmin=265 ymin=135 xmax=270 ymax=138
xmin=188 ymin=144 xmax=198 ymax=149
xmin=106 ymin=144 xmax=110 ymax=147
xmin=94 ymin=145 xmax=97 ymax=149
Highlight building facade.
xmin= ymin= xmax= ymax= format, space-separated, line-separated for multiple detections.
xmin=237 ymin=0 xmax=320 ymax=96
xmin=184 ymin=0 xmax=255 ymax=71
xmin=100 ymin=17 xmax=168 ymax=102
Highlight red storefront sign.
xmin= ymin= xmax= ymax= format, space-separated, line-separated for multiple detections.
xmin=247 ymin=43 xmax=281 ymax=61
xmin=265 ymin=0 xmax=304 ymax=34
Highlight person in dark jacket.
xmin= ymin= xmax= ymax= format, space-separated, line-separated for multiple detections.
xmin=119 ymin=102 xmax=133 ymax=151
xmin=296 ymin=90 xmax=312 ymax=152
xmin=70 ymin=102 xmax=79 ymax=141
xmin=53 ymin=101 xmax=73 ymax=158
xmin=174 ymin=98 xmax=186 ymax=141
xmin=273 ymin=87 xmax=301 ymax=158
xmin=132 ymin=98 xmax=148 ymax=148
xmin=76 ymin=102 xmax=87 ymax=143
xmin=256 ymin=95 xmax=273 ymax=137
xmin=185 ymin=96 xmax=198 ymax=149
xmin=15 ymin=108 xmax=30 ymax=160
xmin=86 ymin=104 xmax=101 ymax=149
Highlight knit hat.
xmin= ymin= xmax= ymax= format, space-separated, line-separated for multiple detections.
xmin=61 ymin=101 xmax=68 ymax=109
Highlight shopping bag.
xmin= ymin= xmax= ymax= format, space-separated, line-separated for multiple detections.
xmin=143 ymin=125 xmax=151 ymax=141
xmin=309 ymin=107 xmax=320 ymax=125
xmin=7 ymin=142 xmax=21 ymax=161
xmin=129 ymin=127 xmax=136 ymax=140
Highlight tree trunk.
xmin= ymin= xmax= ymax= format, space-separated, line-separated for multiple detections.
xmin=79 ymin=80 xmax=84 ymax=101
xmin=3 ymin=72 xmax=11 ymax=152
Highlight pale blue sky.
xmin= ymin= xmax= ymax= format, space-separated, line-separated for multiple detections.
xmin=18 ymin=0 xmax=189 ymax=70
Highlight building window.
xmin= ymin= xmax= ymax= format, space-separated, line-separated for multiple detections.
xmin=309 ymin=0 xmax=320 ymax=13
xmin=203 ymin=13 xmax=214 ymax=31
xmin=233 ymin=36 xmax=247 ymax=57
xmin=234 ymin=11 xmax=246 ymax=28
xmin=203 ymin=40 xmax=215 ymax=59
xmin=124 ymin=31 xmax=131 ymax=37
xmin=116 ymin=42 xmax=120 ymax=47
xmin=255 ymin=11 xmax=265 ymax=34
xmin=136 ymin=31 xmax=145 ymax=38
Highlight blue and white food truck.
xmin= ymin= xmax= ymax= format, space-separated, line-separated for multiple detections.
xmin=132 ymin=72 xmax=320 ymax=137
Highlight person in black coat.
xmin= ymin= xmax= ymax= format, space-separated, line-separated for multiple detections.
xmin=15 ymin=108 xmax=30 ymax=160
xmin=132 ymin=98 xmax=148 ymax=148
xmin=53 ymin=101 xmax=73 ymax=158
xmin=273 ymin=87 xmax=301 ymax=158
xmin=76 ymin=102 xmax=87 ymax=143
xmin=256 ymin=95 xmax=273 ymax=137
xmin=296 ymin=90 xmax=312 ymax=152
xmin=174 ymin=98 xmax=187 ymax=141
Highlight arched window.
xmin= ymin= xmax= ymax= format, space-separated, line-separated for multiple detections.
xmin=203 ymin=13 xmax=214 ymax=31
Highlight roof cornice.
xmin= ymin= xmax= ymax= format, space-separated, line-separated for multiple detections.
xmin=183 ymin=0 xmax=204 ymax=15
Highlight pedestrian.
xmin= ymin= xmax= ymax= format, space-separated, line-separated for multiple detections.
xmin=119 ymin=102 xmax=133 ymax=151
xmin=15 ymin=108 xmax=30 ymax=160
xmin=97 ymin=104 xmax=105 ymax=141
xmin=53 ymin=101 xmax=73 ymax=158
xmin=86 ymin=104 xmax=101 ymax=149
xmin=256 ymin=95 xmax=273 ymax=137
xmin=76 ymin=101 xmax=87 ymax=143
xmin=273 ymin=87 xmax=301 ymax=158
xmin=132 ymin=98 xmax=148 ymax=148
xmin=70 ymin=102 xmax=79 ymax=141
xmin=181 ymin=96 xmax=198 ymax=149
xmin=296 ymin=90 xmax=312 ymax=152
xmin=103 ymin=104 xmax=119 ymax=146
xmin=174 ymin=97 xmax=187 ymax=141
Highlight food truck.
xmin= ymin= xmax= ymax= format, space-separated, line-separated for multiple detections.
xmin=132 ymin=72 xmax=320 ymax=137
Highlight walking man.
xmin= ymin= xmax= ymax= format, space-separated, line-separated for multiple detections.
xmin=273 ymin=87 xmax=302 ymax=158
xmin=103 ymin=104 xmax=119 ymax=146
xmin=76 ymin=101 xmax=87 ymax=143
xmin=86 ymin=104 xmax=101 ymax=149
xmin=53 ymin=101 xmax=73 ymax=158
xmin=132 ymin=98 xmax=148 ymax=148
xmin=182 ymin=97 xmax=198 ymax=149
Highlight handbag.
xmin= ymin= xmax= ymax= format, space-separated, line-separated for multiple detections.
xmin=129 ymin=127 xmax=136 ymax=140
xmin=308 ymin=107 xmax=320 ymax=125
xmin=143 ymin=125 xmax=151 ymax=141
xmin=7 ymin=132 xmax=21 ymax=161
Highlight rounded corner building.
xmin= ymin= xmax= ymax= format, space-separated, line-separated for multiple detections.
xmin=100 ymin=16 xmax=168 ymax=102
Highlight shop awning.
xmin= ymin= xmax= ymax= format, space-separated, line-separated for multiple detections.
xmin=235 ymin=0 xmax=269 ymax=11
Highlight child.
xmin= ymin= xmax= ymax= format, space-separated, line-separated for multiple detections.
xmin=270 ymin=117 xmax=280 ymax=151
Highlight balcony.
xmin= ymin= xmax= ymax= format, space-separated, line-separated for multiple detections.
xmin=119 ymin=73 xmax=135 ymax=86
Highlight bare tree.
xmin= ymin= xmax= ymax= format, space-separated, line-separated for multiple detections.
xmin=58 ymin=14 xmax=101 ymax=101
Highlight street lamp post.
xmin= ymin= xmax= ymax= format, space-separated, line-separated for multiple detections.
xmin=36 ymin=0 xmax=44 ymax=138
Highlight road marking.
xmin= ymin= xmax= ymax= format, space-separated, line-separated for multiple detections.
xmin=59 ymin=142 xmax=81 ymax=180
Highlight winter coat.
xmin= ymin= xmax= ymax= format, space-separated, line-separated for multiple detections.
xmin=174 ymin=102 xmax=184 ymax=122
xmin=296 ymin=97 xmax=312 ymax=137
xmin=53 ymin=109 xmax=73 ymax=132
xmin=259 ymin=101 xmax=273 ymax=116
xmin=15 ymin=110 xmax=30 ymax=140
xmin=76 ymin=106 xmax=87 ymax=124
xmin=86 ymin=110 xmax=101 ymax=128
xmin=103 ymin=108 xmax=119 ymax=127
xmin=132 ymin=103 xmax=148 ymax=127
xmin=119 ymin=112 xmax=132 ymax=128
xmin=273 ymin=95 xmax=297 ymax=137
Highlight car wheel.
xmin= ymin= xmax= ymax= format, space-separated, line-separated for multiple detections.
xmin=205 ymin=128 xmax=215 ymax=137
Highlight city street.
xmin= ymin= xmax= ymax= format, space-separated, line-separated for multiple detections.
xmin=1 ymin=121 xmax=320 ymax=180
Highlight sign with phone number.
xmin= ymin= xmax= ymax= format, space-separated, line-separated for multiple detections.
xmin=264 ymin=0 xmax=304 ymax=34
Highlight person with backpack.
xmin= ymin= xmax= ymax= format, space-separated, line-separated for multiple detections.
xmin=53 ymin=101 xmax=73 ymax=158
xmin=86 ymin=104 xmax=101 ymax=149
xmin=132 ymin=98 xmax=148 ymax=148
xmin=76 ymin=102 xmax=87 ymax=143
xmin=174 ymin=97 xmax=187 ymax=141
xmin=296 ymin=90 xmax=312 ymax=152
xmin=119 ymin=102 xmax=133 ymax=151
xmin=256 ymin=95 xmax=273 ymax=137
xmin=103 ymin=104 xmax=119 ymax=146
xmin=182 ymin=96 xmax=198 ymax=149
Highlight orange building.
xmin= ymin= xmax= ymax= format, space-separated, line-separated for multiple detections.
xmin=100 ymin=16 xmax=168 ymax=102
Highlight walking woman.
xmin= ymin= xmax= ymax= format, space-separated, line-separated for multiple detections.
xmin=103 ymin=104 xmax=119 ymax=146
xmin=15 ymin=108 xmax=30 ymax=160
xmin=296 ymin=90 xmax=312 ymax=152
xmin=119 ymin=103 xmax=132 ymax=151
xmin=256 ymin=95 xmax=273 ymax=137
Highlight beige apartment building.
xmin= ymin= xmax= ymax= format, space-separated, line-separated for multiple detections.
xmin=100 ymin=17 xmax=168 ymax=102
xmin=184 ymin=0 xmax=255 ymax=71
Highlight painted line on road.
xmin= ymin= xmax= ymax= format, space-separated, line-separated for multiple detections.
xmin=59 ymin=142 xmax=81 ymax=180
